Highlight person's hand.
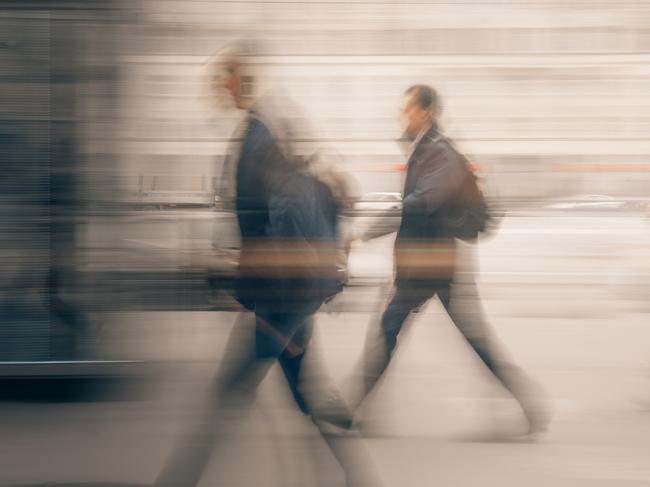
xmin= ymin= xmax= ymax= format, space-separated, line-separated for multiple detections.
xmin=344 ymin=232 xmax=361 ymax=256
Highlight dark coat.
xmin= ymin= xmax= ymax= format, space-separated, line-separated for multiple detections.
xmin=395 ymin=125 xmax=467 ymax=283
xmin=234 ymin=113 xmax=341 ymax=313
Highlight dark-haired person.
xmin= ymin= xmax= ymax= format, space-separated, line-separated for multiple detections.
xmin=352 ymin=85 xmax=551 ymax=439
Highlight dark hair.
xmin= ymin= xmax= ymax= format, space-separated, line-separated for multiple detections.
xmin=405 ymin=84 xmax=440 ymax=117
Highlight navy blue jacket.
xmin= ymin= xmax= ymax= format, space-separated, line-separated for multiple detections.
xmin=235 ymin=115 xmax=341 ymax=312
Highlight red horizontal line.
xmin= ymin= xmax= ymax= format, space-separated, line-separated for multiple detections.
xmin=550 ymin=163 xmax=650 ymax=171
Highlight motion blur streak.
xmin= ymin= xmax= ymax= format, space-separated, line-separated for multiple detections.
xmin=0 ymin=1 xmax=649 ymax=487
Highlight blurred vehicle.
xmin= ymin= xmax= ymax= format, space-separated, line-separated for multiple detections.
xmin=213 ymin=194 xmax=226 ymax=210
xmin=640 ymin=200 xmax=650 ymax=219
xmin=354 ymin=192 xmax=402 ymax=212
xmin=544 ymin=194 xmax=629 ymax=211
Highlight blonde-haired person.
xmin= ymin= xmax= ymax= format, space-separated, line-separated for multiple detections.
xmin=155 ymin=42 xmax=382 ymax=487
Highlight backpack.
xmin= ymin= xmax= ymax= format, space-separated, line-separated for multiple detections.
xmin=443 ymin=155 xmax=493 ymax=242
xmin=236 ymin=108 xmax=350 ymax=311
xmin=264 ymin=168 xmax=346 ymax=312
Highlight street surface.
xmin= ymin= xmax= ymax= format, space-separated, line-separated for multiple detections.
xmin=1 ymin=212 xmax=649 ymax=487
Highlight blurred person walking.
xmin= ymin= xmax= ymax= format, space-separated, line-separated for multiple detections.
xmin=351 ymin=85 xmax=551 ymax=439
xmin=155 ymin=42 xmax=381 ymax=487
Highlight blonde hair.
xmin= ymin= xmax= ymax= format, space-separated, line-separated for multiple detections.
xmin=201 ymin=40 xmax=265 ymax=113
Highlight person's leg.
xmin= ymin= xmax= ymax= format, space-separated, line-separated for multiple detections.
xmin=355 ymin=282 xmax=432 ymax=411
xmin=439 ymin=247 xmax=551 ymax=435
xmin=278 ymin=316 xmax=354 ymax=429
xmin=437 ymin=279 xmax=503 ymax=374
xmin=276 ymin=317 xmax=383 ymax=487
xmin=155 ymin=310 xmax=301 ymax=487
xmin=277 ymin=317 xmax=313 ymax=416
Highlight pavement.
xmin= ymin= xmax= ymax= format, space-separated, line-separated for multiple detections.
xmin=1 ymin=211 xmax=649 ymax=486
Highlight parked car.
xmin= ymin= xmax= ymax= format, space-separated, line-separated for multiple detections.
xmin=544 ymin=194 xmax=628 ymax=211
xmin=354 ymin=192 xmax=402 ymax=212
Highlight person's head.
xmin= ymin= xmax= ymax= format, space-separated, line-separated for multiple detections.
xmin=208 ymin=41 xmax=258 ymax=110
xmin=400 ymin=84 xmax=441 ymax=139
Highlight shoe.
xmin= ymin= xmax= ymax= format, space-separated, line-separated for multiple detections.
xmin=524 ymin=404 xmax=552 ymax=440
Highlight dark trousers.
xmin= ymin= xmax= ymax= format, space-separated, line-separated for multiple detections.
xmin=156 ymin=309 xmax=380 ymax=487
xmin=359 ymin=271 xmax=544 ymax=420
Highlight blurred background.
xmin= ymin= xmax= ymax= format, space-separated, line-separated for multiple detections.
xmin=0 ymin=1 xmax=649 ymax=486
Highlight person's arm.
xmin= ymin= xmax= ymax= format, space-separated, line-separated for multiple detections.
xmin=235 ymin=118 xmax=278 ymax=236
